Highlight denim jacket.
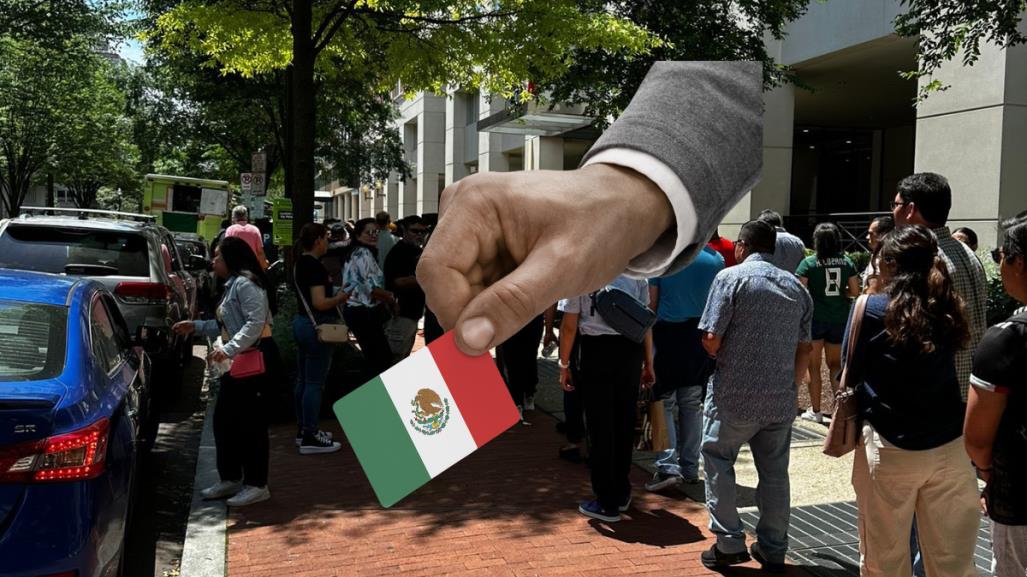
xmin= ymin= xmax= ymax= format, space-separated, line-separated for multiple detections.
xmin=193 ymin=275 xmax=270 ymax=357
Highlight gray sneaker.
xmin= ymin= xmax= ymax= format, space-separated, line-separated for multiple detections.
xmin=226 ymin=485 xmax=270 ymax=507
xmin=200 ymin=479 xmax=242 ymax=500
xmin=644 ymin=472 xmax=683 ymax=492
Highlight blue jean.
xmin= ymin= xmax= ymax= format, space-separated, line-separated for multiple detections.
xmin=656 ymin=385 xmax=704 ymax=478
xmin=292 ymin=315 xmax=334 ymax=435
xmin=702 ymin=397 xmax=792 ymax=562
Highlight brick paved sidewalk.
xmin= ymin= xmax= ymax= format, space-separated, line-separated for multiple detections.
xmin=227 ymin=333 xmax=811 ymax=577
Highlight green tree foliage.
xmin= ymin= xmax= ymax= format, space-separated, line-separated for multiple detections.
xmin=895 ymin=0 xmax=1027 ymax=100
xmin=47 ymin=61 xmax=140 ymax=209
xmin=0 ymin=38 xmax=98 ymax=216
xmin=145 ymin=0 xmax=657 ymax=234
xmin=0 ymin=0 xmax=120 ymax=45
xmin=543 ymin=0 xmax=810 ymax=127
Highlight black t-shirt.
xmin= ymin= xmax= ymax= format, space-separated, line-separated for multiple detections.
xmin=971 ymin=309 xmax=1027 ymax=525
xmin=294 ymin=254 xmax=338 ymax=321
xmin=384 ymin=241 xmax=425 ymax=321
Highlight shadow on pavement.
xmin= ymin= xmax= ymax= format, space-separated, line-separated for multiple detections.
xmin=589 ymin=508 xmax=705 ymax=546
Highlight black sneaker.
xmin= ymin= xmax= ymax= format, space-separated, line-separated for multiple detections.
xmin=700 ymin=544 xmax=751 ymax=570
xmin=751 ymin=543 xmax=786 ymax=573
xmin=295 ymin=429 xmax=333 ymax=447
xmin=618 ymin=494 xmax=632 ymax=512
xmin=299 ymin=431 xmax=342 ymax=455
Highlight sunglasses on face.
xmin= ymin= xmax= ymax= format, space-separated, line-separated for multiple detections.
xmin=409 ymin=229 xmax=427 ymax=235
xmin=890 ymin=201 xmax=909 ymax=210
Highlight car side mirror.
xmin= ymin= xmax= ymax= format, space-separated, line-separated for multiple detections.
xmin=187 ymin=254 xmax=208 ymax=272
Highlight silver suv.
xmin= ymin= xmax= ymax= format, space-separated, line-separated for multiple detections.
xmin=0 ymin=208 xmax=200 ymax=388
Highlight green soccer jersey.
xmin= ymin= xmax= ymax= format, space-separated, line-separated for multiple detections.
xmin=795 ymin=255 xmax=857 ymax=325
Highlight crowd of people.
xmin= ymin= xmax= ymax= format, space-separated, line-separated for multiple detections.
xmin=542 ymin=172 xmax=1024 ymax=576
xmin=177 ymin=166 xmax=1026 ymax=576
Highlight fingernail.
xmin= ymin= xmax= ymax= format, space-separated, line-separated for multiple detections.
xmin=460 ymin=317 xmax=495 ymax=352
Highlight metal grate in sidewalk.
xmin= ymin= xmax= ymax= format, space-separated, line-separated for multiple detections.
xmin=741 ymin=502 xmax=994 ymax=577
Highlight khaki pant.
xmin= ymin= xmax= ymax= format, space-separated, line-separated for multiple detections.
xmin=852 ymin=423 xmax=980 ymax=577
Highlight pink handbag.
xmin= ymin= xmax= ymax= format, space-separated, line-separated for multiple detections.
xmin=230 ymin=348 xmax=266 ymax=379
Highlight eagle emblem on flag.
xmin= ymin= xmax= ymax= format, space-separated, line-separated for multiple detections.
xmin=410 ymin=388 xmax=450 ymax=436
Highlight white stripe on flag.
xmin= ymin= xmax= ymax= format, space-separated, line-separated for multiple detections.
xmin=378 ymin=346 xmax=479 ymax=478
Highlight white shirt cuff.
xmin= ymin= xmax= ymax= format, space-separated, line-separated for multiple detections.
xmin=584 ymin=148 xmax=698 ymax=277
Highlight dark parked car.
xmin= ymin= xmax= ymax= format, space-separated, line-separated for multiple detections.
xmin=0 ymin=268 xmax=151 ymax=577
xmin=173 ymin=232 xmax=214 ymax=316
xmin=0 ymin=207 xmax=198 ymax=387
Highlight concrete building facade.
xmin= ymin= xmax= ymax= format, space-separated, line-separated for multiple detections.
xmin=330 ymin=0 xmax=1025 ymax=248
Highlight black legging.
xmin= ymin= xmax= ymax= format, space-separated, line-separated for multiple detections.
xmin=344 ymin=305 xmax=393 ymax=377
xmin=213 ymin=337 xmax=278 ymax=487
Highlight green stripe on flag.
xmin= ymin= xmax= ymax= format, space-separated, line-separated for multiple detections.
xmin=334 ymin=377 xmax=431 ymax=507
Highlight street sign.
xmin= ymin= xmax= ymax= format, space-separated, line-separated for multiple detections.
xmin=252 ymin=152 xmax=267 ymax=174
xmin=273 ymin=198 xmax=293 ymax=246
xmin=240 ymin=172 xmax=253 ymax=193
xmin=252 ymin=173 xmax=266 ymax=194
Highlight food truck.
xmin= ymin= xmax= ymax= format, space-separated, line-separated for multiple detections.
xmin=141 ymin=174 xmax=231 ymax=241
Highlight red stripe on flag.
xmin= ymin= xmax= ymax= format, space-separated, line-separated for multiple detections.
xmin=428 ymin=332 xmax=519 ymax=447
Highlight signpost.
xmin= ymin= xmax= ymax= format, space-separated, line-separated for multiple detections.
xmin=252 ymin=172 xmax=266 ymax=194
xmin=240 ymin=172 xmax=253 ymax=193
xmin=252 ymin=152 xmax=267 ymax=174
xmin=272 ymin=198 xmax=293 ymax=246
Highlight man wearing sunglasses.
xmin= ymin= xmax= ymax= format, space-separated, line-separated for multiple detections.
xmin=384 ymin=215 xmax=429 ymax=361
xmin=891 ymin=172 xmax=989 ymax=577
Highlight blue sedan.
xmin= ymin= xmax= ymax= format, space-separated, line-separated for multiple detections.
xmin=0 ymin=269 xmax=152 ymax=577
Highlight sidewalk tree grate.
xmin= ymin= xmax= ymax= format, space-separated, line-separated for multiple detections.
xmin=741 ymin=501 xmax=994 ymax=577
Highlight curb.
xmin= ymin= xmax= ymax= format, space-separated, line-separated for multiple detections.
xmin=179 ymin=392 xmax=227 ymax=577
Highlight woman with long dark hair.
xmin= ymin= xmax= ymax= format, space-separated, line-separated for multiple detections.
xmin=343 ymin=218 xmax=397 ymax=376
xmin=172 ymin=236 xmax=281 ymax=507
xmin=795 ymin=222 xmax=859 ymax=423
xmin=291 ymin=223 xmax=346 ymax=454
xmin=844 ymin=225 xmax=979 ymax=577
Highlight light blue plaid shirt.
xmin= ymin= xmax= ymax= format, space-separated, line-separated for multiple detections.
xmin=699 ymin=253 xmax=813 ymax=424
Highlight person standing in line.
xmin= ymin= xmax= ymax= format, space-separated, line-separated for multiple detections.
xmin=497 ymin=314 xmax=545 ymax=422
xmin=698 ymin=220 xmax=812 ymax=572
xmin=952 ymin=227 xmax=979 ymax=252
xmin=172 ymin=237 xmax=280 ymax=507
xmin=757 ymin=209 xmax=806 ymax=274
xmin=707 ymin=229 xmax=737 ymax=267
xmin=645 ymin=244 xmax=724 ymax=492
xmin=225 ymin=205 xmax=269 ymax=269
xmin=844 ymin=225 xmax=979 ymax=577
xmin=292 ymin=223 xmax=346 ymax=455
xmin=343 ymin=218 xmax=398 ymax=377
xmin=862 ymin=215 xmax=895 ymax=294
xmin=892 ymin=172 xmax=987 ymax=401
xmin=384 ymin=215 xmax=428 ymax=361
xmin=558 ymin=275 xmax=655 ymax=523
xmin=795 ymin=223 xmax=860 ymax=424
xmin=965 ymin=213 xmax=1027 ymax=577
xmin=375 ymin=211 xmax=398 ymax=271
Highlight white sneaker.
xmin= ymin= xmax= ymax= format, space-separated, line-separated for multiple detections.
xmin=800 ymin=408 xmax=823 ymax=424
xmin=226 ymin=485 xmax=270 ymax=507
xmin=200 ymin=479 xmax=242 ymax=500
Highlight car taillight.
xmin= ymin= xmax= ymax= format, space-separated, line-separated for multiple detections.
xmin=0 ymin=418 xmax=109 ymax=483
xmin=115 ymin=281 xmax=169 ymax=304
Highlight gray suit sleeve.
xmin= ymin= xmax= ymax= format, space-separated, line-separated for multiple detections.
xmin=581 ymin=61 xmax=763 ymax=276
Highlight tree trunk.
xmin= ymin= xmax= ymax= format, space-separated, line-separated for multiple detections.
xmin=288 ymin=0 xmax=316 ymax=239
xmin=46 ymin=173 xmax=54 ymax=207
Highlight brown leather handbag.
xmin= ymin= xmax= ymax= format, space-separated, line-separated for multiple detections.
xmin=823 ymin=295 xmax=868 ymax=457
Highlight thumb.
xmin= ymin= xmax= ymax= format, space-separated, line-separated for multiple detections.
xmin=453 ymin=252 xmax=562 ymax=356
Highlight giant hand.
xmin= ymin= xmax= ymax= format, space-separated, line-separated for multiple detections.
xmin=417 ymin=163 xmax=673 ymax=356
